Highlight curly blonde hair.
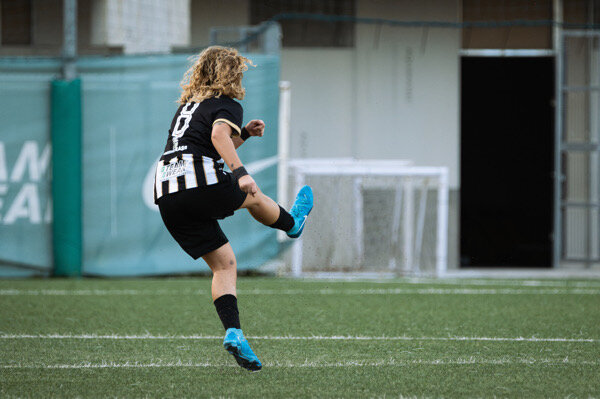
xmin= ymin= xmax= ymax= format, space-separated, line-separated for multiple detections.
xmin=178 ymin=46 xmax=253 ymax=104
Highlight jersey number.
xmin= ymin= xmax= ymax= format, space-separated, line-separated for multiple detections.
xmin=172 ymin=103 xmax=200 ymax=145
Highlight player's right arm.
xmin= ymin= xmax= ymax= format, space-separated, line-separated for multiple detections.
xmin=231 ymin=119 xmax=265 ymax=149
xmin=211 ymin=122 xmax=258 ymax=195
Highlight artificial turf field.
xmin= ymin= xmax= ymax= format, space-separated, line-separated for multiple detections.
xmin=1 ymin=277 xmax=599 ymax=398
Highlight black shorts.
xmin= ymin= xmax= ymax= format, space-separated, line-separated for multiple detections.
xmin=157 ymin=174 xmax=247 ymax=259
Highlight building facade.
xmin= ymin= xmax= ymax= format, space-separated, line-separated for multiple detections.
xmin=2 ymin=0 xmax=598 ymax=269
xmin=0 ymin=0 xmax=190 ymax=55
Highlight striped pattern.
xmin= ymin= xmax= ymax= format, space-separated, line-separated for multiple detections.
xmin=202 ymin=156 xmax=218 ymax=185
xmin=154 ymin=99 xmax=243 ymax=203
xmin=154 ymin=160 xmax=164 ymax=199
xmin=153 ymin=154 xmax=226 ymax=202
xmin=167 ymin=157 xmax=179 ymax=194
xmin=182 ymin=154 xmax=197 ymax=189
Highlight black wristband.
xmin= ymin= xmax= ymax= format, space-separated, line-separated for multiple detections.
xmin=232 ymin=166 xmax=249 ymax=180
xmin=240 ymin=127 xmax=250 ymax=141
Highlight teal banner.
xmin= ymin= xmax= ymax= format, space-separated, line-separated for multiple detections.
xmin=0 ymin=54 xmax=280 ymax=277
xmin=0 ymin=59 xmax=59 ymax=277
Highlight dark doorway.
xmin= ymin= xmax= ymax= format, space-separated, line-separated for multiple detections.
xmin=460 ymin=57 xmax=554 ymax=267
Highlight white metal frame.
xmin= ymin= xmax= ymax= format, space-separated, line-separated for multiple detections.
xmin=277 ymin=81 xmax=292 ymax=241
xmin=556 ymin=29 xmax=600 ymax=266
xmin=287 ymin=164 xmax=449 ymax=277
xmin=459 ymin=49 xmax=556 ymax=57
xmin=277 ymin=82 xmax=448 ymax=277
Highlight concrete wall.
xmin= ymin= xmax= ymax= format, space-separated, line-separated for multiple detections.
xmin=90 ymin=0 xmax=190 ymax=54
xmin=280 ymin=49 xmax=355 ymax=158
xmin=188 ymin=1 xmax=461 ymax=189
xmin=190 ymin=0 xmax=249 ymax=47
xmin=31 ymin=0 xmax=62 ymax=46
xmin=279 ymin=1 xmax=461 ymax=268
xmin=189 ymin=0 xmax=462 ymax=268
xmin=0 ymin=0 xmax=190 ymax=55
xmin=280 ymin=0 xmax=461 ymax=189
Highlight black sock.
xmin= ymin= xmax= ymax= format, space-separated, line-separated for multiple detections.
xmin=269 ymin=205 xmax=295 ymax=232
xmin=213 ymin=294 xmax=241 ymax=330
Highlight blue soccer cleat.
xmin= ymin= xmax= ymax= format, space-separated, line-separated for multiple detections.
xmin=286 ymin=185 xmax=314 ymax=238
xmin=223 ymin=328 xmax=262 ymax=371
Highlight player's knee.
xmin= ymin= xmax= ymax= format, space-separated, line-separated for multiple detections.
xmin=243 ymin=190 xmax=267 ymax=209
xmin=212 ymin=257 xmax=236 ymax=272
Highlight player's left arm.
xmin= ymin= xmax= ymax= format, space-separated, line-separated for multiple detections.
xmin=231 ymin=119 xmax=265 ymax=149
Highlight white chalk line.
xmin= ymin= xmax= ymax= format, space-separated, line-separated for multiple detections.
xmin=301 ymin=278 xmax=600 ymax=289
xmin=1 ymin=334 xmax=598 ymax=343
xmin=241 ymin=288 xmax=600 ymax=295
xmin=1 ymin=357 xmax=598 ymax=369
xmin=1 ymin=288 xmax=599 ymax=296
xmin=394 ymin=278 xmax=600 ymax=288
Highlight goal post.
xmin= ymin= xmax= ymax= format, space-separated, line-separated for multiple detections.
xmin=285 ymin=160 xmax=449 ymax=278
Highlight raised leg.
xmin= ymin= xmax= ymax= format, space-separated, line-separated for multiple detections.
xmin=238 ymin=186 xmax=281 ymax=226
xmin=238 ymin=184 xmax=313 ymax=238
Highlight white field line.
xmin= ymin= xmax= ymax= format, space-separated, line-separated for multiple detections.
xmin=240 ymin=288 xmax=600 ymax=295
xmin=1 ymin=357 xmax=598 ymax=369
xmin=384 ymin=278 xmax=600 ymax=288
xmin=1 ymin=288 xmax=599 ymax=296
xmin=1 ymin=334 xmax=598 ymax=343
xmin=296 ymin=277 xmax=600 ymax=288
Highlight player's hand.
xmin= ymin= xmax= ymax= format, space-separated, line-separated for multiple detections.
xmin=245 ymin=120 xmax=265 ymax=137
xmin=238 ymin=175 xmax=258 ymax=196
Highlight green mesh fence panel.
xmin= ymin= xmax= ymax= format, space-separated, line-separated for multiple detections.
xmin=78 ymin=53 xmax=279 ymax=276
xmin=0 ymin=53 xmax=280 ymax=277
xmin=0 ymin=59 xmax=59 ymax=277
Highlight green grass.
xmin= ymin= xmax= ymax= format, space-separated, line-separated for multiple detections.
xmin=1 ymin=277 xmax=599 ymax=398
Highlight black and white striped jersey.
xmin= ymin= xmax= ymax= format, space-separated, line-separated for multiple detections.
xmin=154 ymin=96 xmax=243 ymax=203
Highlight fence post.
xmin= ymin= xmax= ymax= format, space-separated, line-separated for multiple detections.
xmin=51 ymin=79 xmax=82 ymax=276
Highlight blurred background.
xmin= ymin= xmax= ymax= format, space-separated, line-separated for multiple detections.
xmin=0 ymin=0 xmax=599 ymax=278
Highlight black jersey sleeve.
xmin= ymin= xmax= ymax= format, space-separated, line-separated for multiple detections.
xmin=212 ymin=99 xmax=243 ymax=137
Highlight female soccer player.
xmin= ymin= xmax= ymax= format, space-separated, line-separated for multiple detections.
xmin=154 ymin=46 xmax=313 ymax=371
